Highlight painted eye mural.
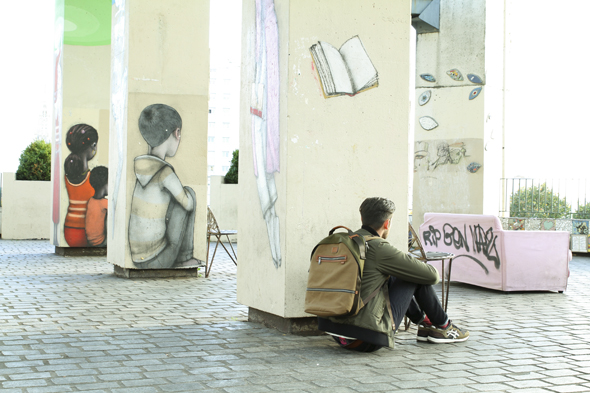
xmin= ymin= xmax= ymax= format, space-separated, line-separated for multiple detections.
xmin=469 ymin=87 xmax=482 ymax=100
xmin=467 ymin=162 xmax=481 ymax=173
xmin=467 ymin=74 xmax=483 ymax=84
xmin=418 ymin=90 xmax=431 ymax=106
xmin=446 ymin=69 xmax=463 ymax=81
xmin=420 ymin=73 xmax=436 ymax=83
xmin=419 ymin=116 xmax=439 ymax=131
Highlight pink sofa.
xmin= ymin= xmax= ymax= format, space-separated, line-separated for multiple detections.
xmin=418 ymin=213 xmax=572 ymax=292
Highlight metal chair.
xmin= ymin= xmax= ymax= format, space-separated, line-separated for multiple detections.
xmin=405 ymin=223 xmax=454 ymax=329
xmin=206 ymin=206 xmax=237 ymax=278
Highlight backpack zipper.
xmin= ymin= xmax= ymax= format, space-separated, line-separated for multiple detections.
xmin=306 ymin=288 xmax=357 ymax=294
xmin=317 ymin=256 xmax=347 ymax=264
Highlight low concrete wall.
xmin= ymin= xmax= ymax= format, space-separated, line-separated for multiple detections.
xmin=1 ymin=172 xmax=51 ymax=239
xmin=209 ymin=175 xmax=238 ymax=242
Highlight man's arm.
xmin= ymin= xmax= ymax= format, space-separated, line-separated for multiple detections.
xmin=160 ymin=167 xmax=194 ymax=211
xmin=373 ymin=240 xmax=440 ymax=285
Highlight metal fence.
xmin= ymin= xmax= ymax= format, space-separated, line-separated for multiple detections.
xmin=499 ymin=178 xmax=590 ymax=219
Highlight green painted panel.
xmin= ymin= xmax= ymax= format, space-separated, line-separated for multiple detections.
xmin=64 ymin=0 xmax=111 ymax=46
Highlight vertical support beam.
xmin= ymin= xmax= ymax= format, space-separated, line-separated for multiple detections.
xmin=50 ymin=0 xmax=111 ymax=249
xmin=412 ymin=0 xmax=503 ymax=228
xmin=238 ymin=0 xmax=412 ymax=330
xmin=108 ymin=0 xmax=209 ymax=273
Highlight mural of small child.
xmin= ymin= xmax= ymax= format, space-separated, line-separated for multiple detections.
xmin=128 ymin=104 xmax=203 ymax=269
xmin=86 ymin=166 xmax=108 ymax=247
xmin=63 ymin=124 xmax=99 ymax=247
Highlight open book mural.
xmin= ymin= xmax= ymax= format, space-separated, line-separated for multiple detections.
xmin=310 ymin=36 xmax=378 ymax=98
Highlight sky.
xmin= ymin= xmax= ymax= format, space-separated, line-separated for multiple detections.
xmin=1 ymin=1 xmax=588 ymax=187
xmin=1 ymin=3 xmax=55 ymax=174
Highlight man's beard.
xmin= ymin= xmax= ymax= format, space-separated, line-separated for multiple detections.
xmin=381 ymin=229 xmax=389 ymax=239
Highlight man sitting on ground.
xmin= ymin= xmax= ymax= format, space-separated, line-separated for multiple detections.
xmin=318 ymin=197 xmax=469 ymax=351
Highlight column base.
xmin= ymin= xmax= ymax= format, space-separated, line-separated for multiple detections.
xmin=55 ymin=247 xmax=107 ymax=256
xmin=113 ymin=265 xmax=201 ymax=278
xmin=248 ymin=307 xmax=322 ymax=336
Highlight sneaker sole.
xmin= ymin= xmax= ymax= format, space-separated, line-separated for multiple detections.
xmin=427 ymin=335 xmax=469 ymax=343
xmin=416 ymin=335 xmax=429 ymax=342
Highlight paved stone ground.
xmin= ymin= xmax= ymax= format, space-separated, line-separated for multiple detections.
xmin=1 ymin=239 xmax=590 ymax=392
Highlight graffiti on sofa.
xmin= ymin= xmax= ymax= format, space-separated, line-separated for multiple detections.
xmin=422 ymin=223 xmax=501 ymax=274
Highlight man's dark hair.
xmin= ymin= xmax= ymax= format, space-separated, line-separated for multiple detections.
xmin=359 ymin=197 xmax=396 ymax=229
xmin=89 ymin=166 xmax=108 ymax=191
xmin=138 ymin=104 xmax=182 ymax=148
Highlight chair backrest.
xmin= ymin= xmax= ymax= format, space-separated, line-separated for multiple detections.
xmin=207 ymin=206 xmax=220 ymax=234
xmin=408 ymin=223 xmax=427 ymax=261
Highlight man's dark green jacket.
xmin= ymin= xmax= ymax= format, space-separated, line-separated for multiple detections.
xmin=319 ymin=226 xmax=440 ymax=348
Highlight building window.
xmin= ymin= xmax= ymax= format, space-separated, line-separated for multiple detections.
xmin=208 ymin=136 xmax=215 ymax=143
xmin=208 ymin=122 xmax=215 ymax=130
xmin=223 ymin=107 xmax=230 ymax=114
xmin=223 ymin=122 xmax=230 ymax=129
xmin=222 ymin=151 xmax=230 ymax=158
xmin=223 ymin=93 xmax=230 ymax=101
xmin=223 ymin=137 xmax=230 ymax=143
xmin=209 ymin=165 xmax=214 ymax=172
xmin=208 ymin=150 xmax=215 ymax=155
xmin=210 ymin=93 xmax=217 ymax=101
xmin=210 ymin=78 xmax=216 ymax=85
xmin=222 ymin=166 xmax=229 ymax=172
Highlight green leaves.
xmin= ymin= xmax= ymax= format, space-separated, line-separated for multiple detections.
xmin=224 ymin=149 xmax=239 ymax=184
xmin=15 ymin=140 xmax=52 ymax=181
xmin=509 ymin=183 xmax=571 ymax=219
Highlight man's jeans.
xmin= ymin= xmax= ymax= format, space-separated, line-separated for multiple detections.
xmin=387 ymin=276 xmax=449 ymax=331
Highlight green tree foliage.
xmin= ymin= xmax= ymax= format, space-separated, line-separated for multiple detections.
xmin=224 ymin=149 xmax=239 ymax=184
xmin=509 ymin=182 xmax=570 ymax=218
xmin=574 ymin=202 xmax=590 ymax=219
xmin=16 ymin=140 xmax=52 ymax=181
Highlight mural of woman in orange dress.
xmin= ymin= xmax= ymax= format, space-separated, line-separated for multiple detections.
xmin=63 ymin=124 xmax=99 ymax=247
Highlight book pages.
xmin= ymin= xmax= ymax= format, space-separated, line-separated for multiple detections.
xmin=310 ymin=44 xmax=336 ymax=96
xmin=318 ymin=41 xmax=354 ymax=95
xmin=339 ymin=36 xmax=378 ymax=93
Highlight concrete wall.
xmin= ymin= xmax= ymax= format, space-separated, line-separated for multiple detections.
xmin=107 ymin=0 xmax=209 ymax=269
xmin=412 ymin=0 xmax=503 ymax=228
xmin=209 ymin=176 xmax=238 ymax=242
xmin=50 ymin=40 xmax=111 ymax=247
xmin=2 ymin=173 xmax=51 ymax=239
xmin=237 ymin=0 xmax=411 ymax=318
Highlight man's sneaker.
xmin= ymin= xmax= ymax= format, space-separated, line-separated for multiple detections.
xmin=427 ymin=321 xmax=469 ymax=343
xmin=417 ymin=323 xmax=435 ymax=342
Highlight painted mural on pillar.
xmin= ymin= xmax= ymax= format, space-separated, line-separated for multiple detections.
xmin=128 ymin=104 xmax=203 ymax=269
xmin=310 ymin=36 xmax=378 ymax=98
xmin=414 ymin=140 xmax=477 ymax=173
xmin=63 ymin=124 xmax=108 ymax=247
xmin=251 ymin=0 xmax=281 ymax=268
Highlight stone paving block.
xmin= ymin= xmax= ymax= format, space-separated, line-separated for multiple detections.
xmin=3 ymin=240 xmax=590 ymax=392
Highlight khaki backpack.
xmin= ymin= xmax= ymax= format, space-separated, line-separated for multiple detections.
xmin=304 ymin=226 xmax=379 ymax=318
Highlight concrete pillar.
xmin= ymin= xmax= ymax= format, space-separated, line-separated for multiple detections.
xmin=107 ymin=0 xmax=209 ymax=275
xmin=412 ymin=0 xmax=504 ymax=228
xmin=238 ymin=0 xmax=412 ymax=332
xmin=50 ymin=0 xmax=111 ymax=251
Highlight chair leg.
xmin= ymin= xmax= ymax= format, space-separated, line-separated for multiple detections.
xmin=205 ymin=235 xmax=211 ymax=277
xmin=441 ymin=259 xmax=447 ymax=312
xmin=222 ymin=234 xmax=238 ymax=265
xmin=206 ymin=237 xmax=222 ymax=278
xmin=444 ymin=258 xmax=453 ymax=312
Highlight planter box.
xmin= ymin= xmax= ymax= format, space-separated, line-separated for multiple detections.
xmin=1 ymin=172 xmax=51 ymax=239
xmin=209 ymin=175 xmax=238 ymax=242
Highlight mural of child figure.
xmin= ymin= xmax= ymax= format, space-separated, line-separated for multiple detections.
xmin=85 ymin=166 xmax=108 ymax=247
xmin=128 ymin=104 xmax=204 ymax=269
xmin=63 ymin=124 xmax=99 ymax=247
